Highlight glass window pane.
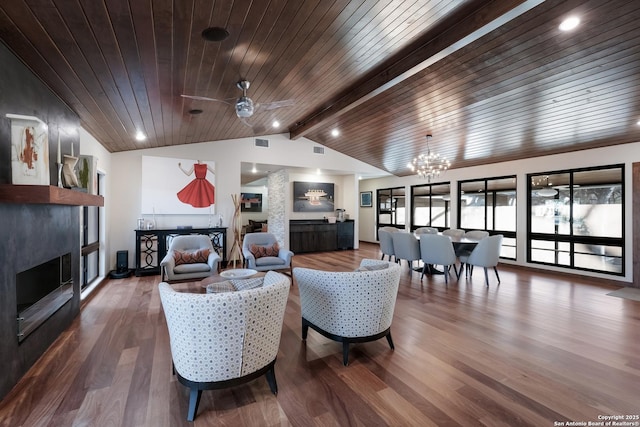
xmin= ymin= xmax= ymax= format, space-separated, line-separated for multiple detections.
xmin=572 ymin=168 xmax=622 ymax=238
xmin=501 ymin=236 xmax=516 ymax=259
xmin=574 ymin=244 xmax=622 ymax=273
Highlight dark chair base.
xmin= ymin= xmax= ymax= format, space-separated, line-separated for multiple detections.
xmin=173 ymin=358 xmax=278 ymax=421
xmin=301 ymin=317 xmax=394 ymax=366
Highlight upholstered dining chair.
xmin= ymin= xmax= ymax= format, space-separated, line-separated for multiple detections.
xmin=378 ymin=228 xmax=398 ymax=262
xmin=158 ymin=271 xmax=290 ymax=421
xmin=419 ymin=233 xmax=459 ymax=283
xmin=160 ymin=235 xmax=220 ymax=282
xmin=464 ymin=230 xmax=490 ymax=240
xmin=293 ymin=259 xmax=402 ymax=366
xmin=242 ymin=232 xmax=294 ymax=275
xmin=459 ymin=234 xmax=504 ymax=286
xmin=442 ymin=228 xmax=465 ymax=238
xmin=391 ymin=232 xmax=422 ymax=274
xmin=414 ymin=226 xmax=438 ymax=235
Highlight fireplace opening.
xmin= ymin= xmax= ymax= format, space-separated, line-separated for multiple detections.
xmin=16 ymin=253 xmax=73 ymax=342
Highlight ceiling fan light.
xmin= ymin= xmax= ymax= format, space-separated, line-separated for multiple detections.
xmin=235 ymin=96 xmax=254 ymax=118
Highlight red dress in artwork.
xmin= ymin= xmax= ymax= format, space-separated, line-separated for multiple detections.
xmin=177 ymin=163 xmax=215 ymax=207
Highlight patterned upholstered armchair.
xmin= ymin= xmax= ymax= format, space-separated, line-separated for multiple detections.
xmin=158 ymin=271 xmax=290 ymax=421
xmin=293 ymin=259 xmax=402 ymax=365
xmin=160 ymin=235 xmax=220 ymax=282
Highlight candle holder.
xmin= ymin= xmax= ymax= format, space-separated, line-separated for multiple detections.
xmin=57 ymin=163 xmax=63 ymax=187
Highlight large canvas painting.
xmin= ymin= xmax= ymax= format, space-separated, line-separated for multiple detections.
xmin=293 ymin=181 xmax=335 ymax=212
xmin=141 ymin=155 xmax=215 ymax=215
xmin=7 ymin=114 xmax=49 ymax=185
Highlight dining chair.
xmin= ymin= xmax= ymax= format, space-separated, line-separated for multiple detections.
xmin=442 ymin=228 xmax=465 ymax=238
xmin=464 ymin=230 xmax=489 ymax=240
xmin=391 ymin=232 xmax=421 ymax=274
xmin=414 ymin=227 xmax=438 ymax=235
xmin=419 ymin=234 xmax=459 ymax=283
xmin=459 ymin=234 xmax=503 ymax=286
xmin=378 ymin=228 xmax=397 ymax=262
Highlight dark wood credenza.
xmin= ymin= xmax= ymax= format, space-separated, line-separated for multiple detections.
xmin=290 ymin=220 xmax=354 ymax=253
xmin=135 ymin=227 xmax=227 ymax=276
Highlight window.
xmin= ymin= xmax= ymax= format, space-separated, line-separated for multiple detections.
xmin=458 ymin=176 xmax=516 ymax=259
xmin=377 ymin=187 xmax=405 ymax=231
xmin=81 ymin=172 xmax=102 ymax=290
xmin=410 ymin=182 xmax=450 ymax=230
xmin=528 ymin=165 xmax=624 ymax=275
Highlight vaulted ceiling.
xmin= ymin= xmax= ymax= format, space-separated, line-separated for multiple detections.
xmin=1 ymin=0 xmax=639 ymax=178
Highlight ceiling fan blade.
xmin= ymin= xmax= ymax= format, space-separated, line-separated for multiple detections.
xmin=181 ymin=94 xmax=232 ymax=104
xmin=238 ymin=117 xmax=255 ymax=129
xmin=239 ymin=117 xmax=266 ymax=135
xmin=255 ymin=99 xmax=295 ymax=112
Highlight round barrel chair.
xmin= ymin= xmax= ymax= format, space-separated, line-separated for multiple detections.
xmin=158 ymin=271 xmax=290 ymax=421
xmin=293 ymin=259 xmax=402 ymax=366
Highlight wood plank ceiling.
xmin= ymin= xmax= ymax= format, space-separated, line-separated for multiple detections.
xmin=1 ymin=0 xmax=639 ymax=177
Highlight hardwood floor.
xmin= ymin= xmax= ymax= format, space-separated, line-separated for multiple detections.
xmin=1 ymin=242 xmax=639 ymax=426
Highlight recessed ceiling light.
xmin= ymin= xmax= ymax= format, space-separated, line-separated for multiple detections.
xmin=201 ymin=27 xmax=229 ymax=42
xmin=559 ymin=16 xmax=580 ymax=31
xmin=272 ymin=120 xmax=280 ymax=128
xmin=135 ymin=131 xmax=146 ymax=141
xmin=331 ymin=129 xmax=340 ymax=137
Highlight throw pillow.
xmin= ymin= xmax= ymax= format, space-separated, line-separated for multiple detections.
xmin=206 ymin=280 xmax=235 ymax=293
xmin=250 ymin=242 xmax=279 ymax=259
xmin=173 ymin=248 xmax=211 ymax=266
xmin=230 ymin=277 xmax=264 ymax=291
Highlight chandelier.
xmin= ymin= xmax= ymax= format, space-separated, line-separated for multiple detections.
xmin=532 ymin=175 xmax=558 ymax=197
xmin=409 ymin=135 xmax=451 ymax=181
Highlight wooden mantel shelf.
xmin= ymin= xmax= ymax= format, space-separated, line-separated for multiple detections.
xmin=0 ymin=185 xmax=104 ymax=207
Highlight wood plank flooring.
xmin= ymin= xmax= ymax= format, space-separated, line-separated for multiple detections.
xmin=1 ymin=242 xmax=639 ymax=426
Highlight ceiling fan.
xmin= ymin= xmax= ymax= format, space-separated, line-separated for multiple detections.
xmin=181 ymin=80 xmax=294 ymax=126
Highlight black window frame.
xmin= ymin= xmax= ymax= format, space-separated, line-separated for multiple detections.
xmin=457 ymin=175 xmax=517 ymax=260
xmin=527 ymin=164 xmax=624 ymax=276
xmin=409 ymin=181 xmax=451 ymax=232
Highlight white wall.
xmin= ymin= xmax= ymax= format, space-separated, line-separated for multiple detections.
xmin=88 ymin=125 xmax=638 ymax=283
xmin=105 ymin=133 xmax=383 ymax=269
xmin=358 ymin=142 xmax=640 ymax=284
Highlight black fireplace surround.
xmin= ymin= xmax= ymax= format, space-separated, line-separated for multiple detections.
xmin=0 ymin=203 xmax=81 ymax=400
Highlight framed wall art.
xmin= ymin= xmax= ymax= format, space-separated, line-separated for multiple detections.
xmin=360 ymin=191 xmax=372 ymax=207
xmin=292 ymin=181 xmax=335 ymax=212
xmin=240 ymin=193 xmax=262 ymax=212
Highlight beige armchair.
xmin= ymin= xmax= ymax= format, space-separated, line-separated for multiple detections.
xmin=158 ymin=271 xmax=290 ymax=421
xmin=160 ymin=235 xmax=220 ymax=282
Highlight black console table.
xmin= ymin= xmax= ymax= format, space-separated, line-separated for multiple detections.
xmin=134 ymin=227 xmax=227 ymax=276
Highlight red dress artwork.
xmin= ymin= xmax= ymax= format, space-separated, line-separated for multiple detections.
xmin=177 ymin=163 xmax=215 ymax=207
